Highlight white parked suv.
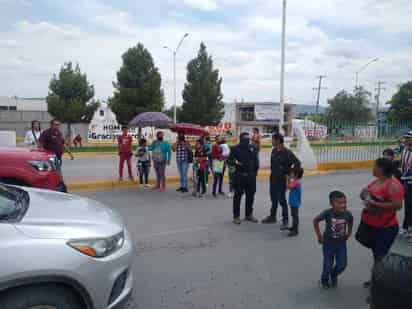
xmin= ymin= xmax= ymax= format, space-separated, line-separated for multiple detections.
xmin=0 ymin=184 xmax=134 ymax=309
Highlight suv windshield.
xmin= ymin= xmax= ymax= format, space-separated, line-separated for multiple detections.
xmin=0 ymin=184 xmax=27 ymax=220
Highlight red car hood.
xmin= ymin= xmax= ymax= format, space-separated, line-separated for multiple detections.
xmin=0 ymin=147 xmax=54 ymax=160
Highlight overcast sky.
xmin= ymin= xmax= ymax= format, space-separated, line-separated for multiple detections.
xmin=0 ymin=0 xmax=411 ymax=108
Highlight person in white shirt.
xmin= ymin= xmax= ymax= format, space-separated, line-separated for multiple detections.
xmin=24 ymin=120 xmax=42 ymax=148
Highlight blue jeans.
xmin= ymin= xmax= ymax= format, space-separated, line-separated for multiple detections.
xmin=177 ymin=160 xmax=189 ymax=189
xmin=321 ymin=242 xmax=348 ymax=281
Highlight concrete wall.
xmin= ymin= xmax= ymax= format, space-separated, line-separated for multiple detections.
xmin=0 ymin=110 xmax=89 ymax=140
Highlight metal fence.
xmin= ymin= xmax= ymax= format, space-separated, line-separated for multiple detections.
xmin=314 ymin=143 xmax=398 ymax=163
xmin=298 ymin=119 xmax=411 ymax=163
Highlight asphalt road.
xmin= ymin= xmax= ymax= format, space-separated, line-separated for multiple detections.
xmin=62 ymin=147 xmax=386 ymax=182
xmin=79 ymin=170 xmax=386 ymax=309
xmin=62 ymin=151 xmax=273 ymax=182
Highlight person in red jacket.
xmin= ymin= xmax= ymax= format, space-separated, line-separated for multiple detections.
xmin=72 ymin=134 xmax=82 ymax=148
xmin=118 ymin=126 xmax=133 ymax=181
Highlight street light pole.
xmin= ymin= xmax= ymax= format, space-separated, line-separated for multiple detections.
xmin=279 ymin=0 xmax=287 ymax=134
xmin=173 ymin=51 xmax=177 ymax=124
xmin=355 ymin=57 xmax=379 ymax=89
xmin=164 ymin=33 xmax=189 ymax=124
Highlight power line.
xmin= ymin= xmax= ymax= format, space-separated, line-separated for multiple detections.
xmin=313 ymin=75 xmax=327 ymax=115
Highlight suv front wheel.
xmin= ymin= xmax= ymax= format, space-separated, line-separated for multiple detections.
xmin=0 ymin=284 xmax=84 ymax=309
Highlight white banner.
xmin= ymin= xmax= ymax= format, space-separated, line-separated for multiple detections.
xmin=254 ymin=104 xmax=281 ymax=121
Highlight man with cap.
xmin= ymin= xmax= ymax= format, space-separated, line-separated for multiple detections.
xmin=262 ymin=133 xmax=301 ymax=228
xmin=401 ymin=131 xmax=412 ymax=237
xmin=229 ymin=132 xmax=259 ymax=224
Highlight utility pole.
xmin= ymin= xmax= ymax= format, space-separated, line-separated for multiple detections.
xmin=375 ymin=81 xmax=386 ymax=119
xmin=313 ymin=75 xmax=327 ymax=116
xmin=279 ymin=0 xmax=287 ymax=134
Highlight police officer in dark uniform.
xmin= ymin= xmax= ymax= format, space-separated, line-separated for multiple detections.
xmin=262 ymin=133 xmax=300 ymax=228
xmin=229 ymin=132 xmax=259 ymax=225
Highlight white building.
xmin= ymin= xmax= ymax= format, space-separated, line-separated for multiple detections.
xmin=87 ymin=103 xmax=175 ymax=142
xmin=0 ymin=97 xmax=47 ymax=111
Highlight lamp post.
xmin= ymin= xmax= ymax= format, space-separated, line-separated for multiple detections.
xmin=355 ymin=57 xmax=379 ymax=90
xmin=279 ymin=0 xmax=287 ymax=134
xmin=163 ymin=33 xmax=189 ymax=123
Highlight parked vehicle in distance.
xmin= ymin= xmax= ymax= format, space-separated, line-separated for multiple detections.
xmin=0 ymin=184 xmax=134 ymax=309
xmin=0 ymin=147 xmax=66 ymax=192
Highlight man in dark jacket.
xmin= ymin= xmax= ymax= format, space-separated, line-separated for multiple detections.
xmin=262 ymin=133 xmax=301 ymax=227
xmin=229 ymin=132 xmax=259 ymax=225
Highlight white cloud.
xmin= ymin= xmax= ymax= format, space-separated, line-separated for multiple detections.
xmin=0 ymin=0 xmax=31 ymax=6
xmin=182 ymin=0 xmax=218 ymax=11
xmin=15 ymin=21 xmax=82 ymax=40
xmin=0 ymin=0 xmax=411 ymax=107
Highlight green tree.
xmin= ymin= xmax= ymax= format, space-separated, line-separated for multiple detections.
xmin=164 ymin=106 xmax=182 ymax=122
xmin=387 ymin=81 xmax=412 ymax=121
xmin=109 ymin=43 xmax=164 ymax=125
xmin=326 ymin=87 xmax=373 ymax=124
xmin=47 ymin=62 xmax=98 ymax=136
xmin=180 ymin=43 xmax=224 ymax=126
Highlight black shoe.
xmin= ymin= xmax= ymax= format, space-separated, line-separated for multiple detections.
xmin=363 ymin=281 xmax=371 ymax=289
xmin=244 ymin=215 xmax=258 ymax=223
xmin=219 ymin=191 xmax=226 ymax=196
xmin=288 ymin=230 xmax=298 ymax=237
xmin=280 ymin=222 xmax=289 ymax=230
xmin=181 ymin=188 xmax=189 ymax=193
xmin=213 ymin=193 xmax=217 ymax=197
xmin=320 ymin=279 xmax=330 ymax=290
xmin=330 ymin=275 xmax=338 ymax=288
xmin=176 ymin=187 xmax=183 ymax=192
xmin=261 ymin=216 xmax=277 ymax=224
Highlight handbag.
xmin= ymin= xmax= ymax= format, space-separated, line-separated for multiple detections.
xmin=355 ymin=217 xmax=375 ymax=249
xmin=355 ymin=209 xmax=396 ymax=249
xmin=213 ymin=160 xmax=224 ymax=174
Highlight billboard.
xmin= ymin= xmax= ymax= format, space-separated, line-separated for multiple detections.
xmin=254 ymin=103 xmax=281 ymax=122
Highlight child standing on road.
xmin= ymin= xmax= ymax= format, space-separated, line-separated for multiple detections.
xmin=194 ymin=140 xmax=208 ymax=198
xmin=281 ymin=166 xmax=304 ymax=237
xmin=136 ymin=138 xmax=151 ymax=188
xmin=313 ymin=191 xmax=354 ymax=289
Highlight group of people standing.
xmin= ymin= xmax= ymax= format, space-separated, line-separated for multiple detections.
xmin=23 ymin=119 xmax=72 ymax=191
xmin=117 ymin=126 xmax=172 ymax=191
xmin=117 ymin=127 xmax=268 ymax=201
xmin=311 ymin=136 xmax=412 ymax=297
xmin=228 ymin=131 xmax=303 ymax=238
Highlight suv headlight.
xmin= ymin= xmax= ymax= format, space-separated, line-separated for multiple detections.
xmin=27 ymin=160 xmax=55 ymax=172
xmin=67 ymin=231 xmax=124 ymax=258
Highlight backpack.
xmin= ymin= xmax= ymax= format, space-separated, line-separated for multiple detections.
xmin=137 ymin=147 xmax=146 ymax=158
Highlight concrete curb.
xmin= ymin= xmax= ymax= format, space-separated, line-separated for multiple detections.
xmin=63 ymin=148 xmax=275 ymax=159
xmin=64 ymin=152 xmax=117 ymax=159
xmin=67 ymin=169 xmax=332 ymax=193
xmin=318 ymin=160 xmax=374 ymax=171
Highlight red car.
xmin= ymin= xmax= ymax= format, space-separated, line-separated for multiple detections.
xmin=0 ymin=147 xmax=66 ymax=192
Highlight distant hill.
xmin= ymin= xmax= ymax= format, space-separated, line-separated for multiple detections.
xmin=291 ymin=104 xmax=327 ymax=116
